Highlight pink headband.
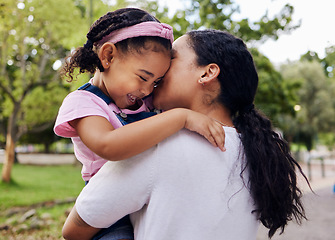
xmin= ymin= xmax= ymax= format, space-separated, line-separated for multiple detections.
xmin=97 ymin=22 xmax=174 ymax=46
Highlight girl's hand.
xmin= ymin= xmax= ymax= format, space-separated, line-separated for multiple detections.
xmin=183 ymin=110 xmax=226 ymax=151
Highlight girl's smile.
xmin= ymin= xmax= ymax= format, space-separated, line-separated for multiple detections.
xmin=94 ymin=42 xmax=171 ymax=109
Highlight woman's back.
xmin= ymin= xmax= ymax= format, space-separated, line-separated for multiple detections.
xmin=76 ymin=127 xmax=259 ymax=239
xmin=130 ymin=127 xmax=259 ymax=239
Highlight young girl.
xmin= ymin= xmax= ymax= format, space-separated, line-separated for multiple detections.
xmin=55 ymin=8 xmax=225 ymax=240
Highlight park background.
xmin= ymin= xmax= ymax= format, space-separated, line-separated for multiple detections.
xmin=0 ymin=0 xmax=335 ymax=239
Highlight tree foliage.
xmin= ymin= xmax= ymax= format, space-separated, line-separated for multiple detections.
xmin=0 ymin=0 xmax=87 ymax=182
xmin=280 ymin=61 xmax=335 ymax=150
xmin=250 ymin=48 xmax=298 ymax=125
xmin=323 ymin=46 xmax=335 ymax=78
xmin=188 ymin=0 xmax=299 ymax=42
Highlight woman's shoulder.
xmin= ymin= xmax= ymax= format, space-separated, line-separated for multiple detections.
xmin=155 ymin=127 xmax=241 ymax=158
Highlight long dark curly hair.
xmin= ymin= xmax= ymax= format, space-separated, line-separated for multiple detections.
xmin=187 ymin=29 xmax=311 ymax=238
xmin=61 ymin=8 xmax=171 ymax=81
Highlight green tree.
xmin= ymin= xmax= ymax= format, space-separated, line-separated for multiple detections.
xmin=0 ymin=0 xmax=86 ymax=182
xmin=0 ymin=84 xmax=5 ymax=148
xmin=301 ymin=46 xmax=335 ymax=79
xmin=280 ymin=61 xmax=335 ymax=151
xmin=323 ymin=46 xmax=335 ymax=78
xmin=300 ymin=50 xmax=321 ymax=62
xmin=187 ymin=0 xmax=299 ymax=42
xmin=250 ymin=48 xmax=298 ymax=125
xmin=320 ymin=46 xmax=335 ymax=149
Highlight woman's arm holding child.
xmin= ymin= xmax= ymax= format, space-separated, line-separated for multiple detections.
xmin=62 ymin=206 xmax=99 ymax=240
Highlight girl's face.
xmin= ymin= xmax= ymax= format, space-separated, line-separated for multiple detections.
xmin=103 ymin=46 xmax=171 ymax=109
xmin=153 ymin=35 xmax=202 ymax=110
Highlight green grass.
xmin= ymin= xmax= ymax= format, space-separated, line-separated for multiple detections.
xmin=0 ymin=164 xmax=84 ymax=239
xmin=0 ymin=164 xmax=83 ymax=209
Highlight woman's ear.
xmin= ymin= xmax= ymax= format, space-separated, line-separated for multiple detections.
xmin=98 ymin=42 xmax=117 ymax=69
xmin=199 ymin=63 xmax=220 ymax=85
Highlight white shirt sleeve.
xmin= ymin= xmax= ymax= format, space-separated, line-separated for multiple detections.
xmin=75 ymin=146 xmax=158 ymax=228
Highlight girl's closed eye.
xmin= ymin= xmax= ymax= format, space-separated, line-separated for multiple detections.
xmin=139 ymin=75 xmax=161 ymax=87
xmin=139 ymin=76 xmax=148 ymax=82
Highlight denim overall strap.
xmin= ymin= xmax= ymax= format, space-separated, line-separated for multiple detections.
xmin=114 ymin=109 xmax=157 ymax=126
xmin=78 ymin=83 xmax=157 ymax=126
xmin=78 ymin=83 xmax=113 ymax=105
xmin=123 ymin=111 xmax=157 ymax=124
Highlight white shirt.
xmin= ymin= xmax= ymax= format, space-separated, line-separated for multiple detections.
xmin=76 ymin=127 xmax=259 ymax=239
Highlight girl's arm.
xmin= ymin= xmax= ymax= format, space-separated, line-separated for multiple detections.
xmin=70 ymin=108 xmax=225 ymax=161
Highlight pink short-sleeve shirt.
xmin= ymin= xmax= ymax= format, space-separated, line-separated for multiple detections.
xmin=54 ymin=87 xmax=150 ymax=181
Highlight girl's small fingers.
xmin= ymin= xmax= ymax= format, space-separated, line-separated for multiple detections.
xmin=215 ymin=138 xmax=226 ymax=152
xmin=219 ymin=129 xmax=226 ymax=151
xmin=210 ymin=125 xmax=226 ymax=152
xmin=206 ymin=134 xmax=218 ymax=148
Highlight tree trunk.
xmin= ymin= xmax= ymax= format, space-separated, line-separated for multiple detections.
xmin=44 ymin=142 xmax=50 ymax=153
xmin=1 ymin=133 xmax=15 ymax=183
xmin=1 ymin=102 xmax=20 ymax=183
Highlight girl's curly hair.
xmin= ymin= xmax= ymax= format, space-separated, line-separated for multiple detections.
xmin=61 ymin=8 xmax=171 ymax=81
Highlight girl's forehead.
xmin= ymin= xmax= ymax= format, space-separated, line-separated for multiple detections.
xmin=117 ymin=47 xmax=170 ymax=63
xmin=126 ymin=43 xmax=171 ymax=58
xmin=134 ymin=49 xmax=171 ymax=62
xmin=129 ymin=50 xmax=171 ymax=74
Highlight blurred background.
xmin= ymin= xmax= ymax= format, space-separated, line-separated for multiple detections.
xmin=0 ymin=0 xmax=334 ymax=239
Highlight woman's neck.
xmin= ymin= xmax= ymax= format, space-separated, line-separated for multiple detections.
xmin=197 ymin=104 xmax=234 ymax=128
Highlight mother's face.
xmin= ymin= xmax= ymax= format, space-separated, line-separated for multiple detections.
xmin=153 ymin=35 xmax=204 ymax=110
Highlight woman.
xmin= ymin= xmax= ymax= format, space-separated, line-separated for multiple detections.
xmin=62 ymin=29 xmax=309 ymax=240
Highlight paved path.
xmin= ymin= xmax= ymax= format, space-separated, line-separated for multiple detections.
xmin=257 ymin=186 xmax=335 ymax=240
xmin=257 ymin=163 xmax=335 ymax=240
xmin=0 ymin=153 xmax=76 ymax=165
